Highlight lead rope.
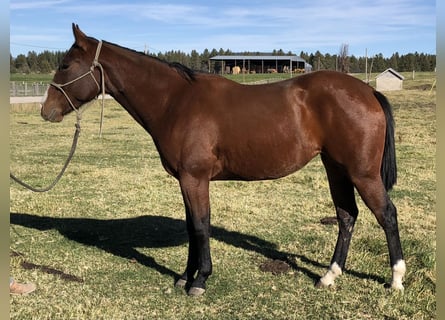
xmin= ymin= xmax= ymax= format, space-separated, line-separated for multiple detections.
xmin=92 ymin=40 xmax=105 ymax=138
xmin=9 ymin=116 xmax=81 ymax=192
xmin=10 ymin=40 xmax=105 ymax=192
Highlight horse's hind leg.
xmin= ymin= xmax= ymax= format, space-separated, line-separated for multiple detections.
xmin=317 ymin=154 xmax=359 ymax=288
xmin=353 ymin=177 xmax=405 ymax=290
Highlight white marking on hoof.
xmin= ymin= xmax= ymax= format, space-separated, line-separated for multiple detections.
xmin=175 ymin=279 xmax=187 ymax=288
xmin=188 ymin=287 xmax=206 ymax=296
xmin=391 ymin=259 xmax=406 ymax=290
xmin=319 ymin=262 xmax=342 ymax=287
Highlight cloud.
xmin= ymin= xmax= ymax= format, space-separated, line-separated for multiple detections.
xmin=10 ymin=0 xmax=435 ymax=56
xmin=10 ymin=0 xmax=71 ymax=10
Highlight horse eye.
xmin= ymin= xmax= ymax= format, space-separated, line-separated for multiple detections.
xmin=59 ymin=64 xmax=69 ymax=71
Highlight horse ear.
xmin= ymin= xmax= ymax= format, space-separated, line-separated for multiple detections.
xmin=72 ymin=23 xmax=88 ymax=51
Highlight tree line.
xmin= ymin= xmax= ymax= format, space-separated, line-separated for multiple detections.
xmin=10 ymin=48 xmax=436 ymax=75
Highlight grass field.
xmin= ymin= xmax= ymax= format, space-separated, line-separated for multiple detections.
xmin=10 ymin=73 xmax=435 ymax=319
xmin=10 ymin=73 xmax=54 ymax=83
xmin=11 ymin=70 xmax=437 ymax=87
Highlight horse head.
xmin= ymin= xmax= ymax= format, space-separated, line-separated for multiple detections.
xmin=41 ymin=23 xmax=103 ymax=122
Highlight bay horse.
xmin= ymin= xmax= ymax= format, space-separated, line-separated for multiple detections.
xmin=41 ymin=24 xmax=405 ymax=296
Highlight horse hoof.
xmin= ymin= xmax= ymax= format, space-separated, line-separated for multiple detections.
xmin=175 ymin=279 xmax=187 ymax=288
xmin=390 ymin=282 xmax=405 ymax=291
xmin=188 ymin=287 xmax=206 ymax=296
xmin=315 ymin=280 xmax=332 ymax=288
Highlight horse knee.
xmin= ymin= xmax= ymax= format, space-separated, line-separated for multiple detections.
xmin=337 ymin=207 xmax=356 ymax=235
xmin=384 ymin=200 xmax=398 ymax=226
xmin=375 ymin=200 xmax=398 ymax=231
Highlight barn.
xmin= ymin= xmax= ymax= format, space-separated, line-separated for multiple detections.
xmin=375 ymin=68 xmax=405 ymax=91
xmin=210 ymin=55 xmax=312 ymax=75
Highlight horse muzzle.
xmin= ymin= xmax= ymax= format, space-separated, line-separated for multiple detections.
xmin=41 ymin=106 xmax=64 ymax=122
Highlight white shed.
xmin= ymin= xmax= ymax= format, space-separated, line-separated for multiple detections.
xmin=375 ymin=68 xmax=404 ymax=91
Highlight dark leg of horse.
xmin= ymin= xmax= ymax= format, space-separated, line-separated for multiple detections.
xmin=355 ymin=180 xmax=405 ymax=289
xmin=175 ymin=175 xmax=212 ymax=296
xmin=317 ymin=154 xmax=359 ymax=287
xmin=175 ymin=207 xmax=199 ymax=287
xmin=382 ymin=199 xmax=405 ymax=289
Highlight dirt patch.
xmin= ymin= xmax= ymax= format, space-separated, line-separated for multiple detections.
xmin=259 ymin=259 xmax=291 ymax=275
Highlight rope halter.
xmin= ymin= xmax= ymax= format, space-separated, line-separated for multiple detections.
xmin=50 ymin=41 xmax=106 ymax=135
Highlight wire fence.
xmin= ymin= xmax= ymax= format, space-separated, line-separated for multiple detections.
xmin=10 ymin=82 xmax=50 ymax=97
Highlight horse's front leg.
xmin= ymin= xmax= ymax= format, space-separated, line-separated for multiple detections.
xmin=175 ymin=174 xmax=212 ymax=296
xmin=175 ymin=206 xmax=199 ymax=288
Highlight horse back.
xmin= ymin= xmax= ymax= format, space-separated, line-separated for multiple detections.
xmin=158 ymin=71 xmax=385 ymax=181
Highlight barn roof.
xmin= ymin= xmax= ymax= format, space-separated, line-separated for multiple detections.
xmin=210 ymin=55 xmax=306 ymax=62
xmin=376 ymin=68 xmax=405 ymax=80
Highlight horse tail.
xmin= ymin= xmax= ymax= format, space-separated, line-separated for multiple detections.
xmin=374 ymin=90 xmax=397 ymax=191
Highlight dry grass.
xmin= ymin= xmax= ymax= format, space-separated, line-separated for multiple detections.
xmin=10 ymin=74 xmax=435 ymax=319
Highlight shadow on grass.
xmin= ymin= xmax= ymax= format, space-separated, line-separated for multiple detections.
xmin=10 ymin=212 xmax=386 ymax=287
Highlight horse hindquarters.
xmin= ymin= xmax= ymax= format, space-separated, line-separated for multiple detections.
xmin=317 ymin=89 xmax=404 ymax=290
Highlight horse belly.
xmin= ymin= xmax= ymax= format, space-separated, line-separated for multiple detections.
xmin=220 ymin=136 xmax=318 ymax=181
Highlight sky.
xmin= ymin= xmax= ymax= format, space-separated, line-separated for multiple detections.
xmin=10 ymin=0 xmax=436 ymax=58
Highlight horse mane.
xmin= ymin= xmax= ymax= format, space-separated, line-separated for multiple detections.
xmin=102 ymin=39 xmax=196 ymax=82
xmin=166 ymin=61 xmax=196 ymax=82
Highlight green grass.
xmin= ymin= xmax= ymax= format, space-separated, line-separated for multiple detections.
xmin=10 ymin=72 xmax=294 ymax=85
xmin=10 ymin=70 xmax=437 ymax=88
xmin=10 ymin=73 xmax=54 ymax=83
xmin=10 ymin=74 xmax=435 ymax=319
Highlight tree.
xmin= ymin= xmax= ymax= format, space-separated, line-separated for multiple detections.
xmin=10 ymin=54 xmax=16 ymax=73
xmin=9 ymin=48 xmax=436 ymax=75
xmin=373 ymin=53 xmax=387 ymax=72
xmin=27 ymin=51 xmax=39 ymax=73
xmin=190 ymin=49 xmax=200 ymax=70
xmin=39 ymin=59 xmax=52 ymax=74
xmin=349 ymin=55 xmax=360 ymax=73
xmin=338 ymin=43 xmax=349 ymax=73
xmin=14 ymin=54 xmax=30 ymax=73
xmin=201 ymin=48 xmax=211 ymax=72
xmin=324 ymin=53 xmax=335 ymax=70
xmin=389 ymin=52 xmax=399 ymax=70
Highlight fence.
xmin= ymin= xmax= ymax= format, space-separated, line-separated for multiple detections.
xmin=10 ymin=82 xmax=50 ymax=97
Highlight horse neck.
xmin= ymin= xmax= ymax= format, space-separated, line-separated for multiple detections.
xmin=99 ymin=42 xmax=185 ymax=132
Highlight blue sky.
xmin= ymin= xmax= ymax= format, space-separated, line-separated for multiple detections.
xmin=10 ymin=0 xmax=436 ymax=58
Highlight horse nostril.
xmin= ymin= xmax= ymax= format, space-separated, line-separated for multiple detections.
xmin=48 ymin=109 xmax=57 ymax=120
xmin=41 ymin=107 xmax=58 ymax=122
